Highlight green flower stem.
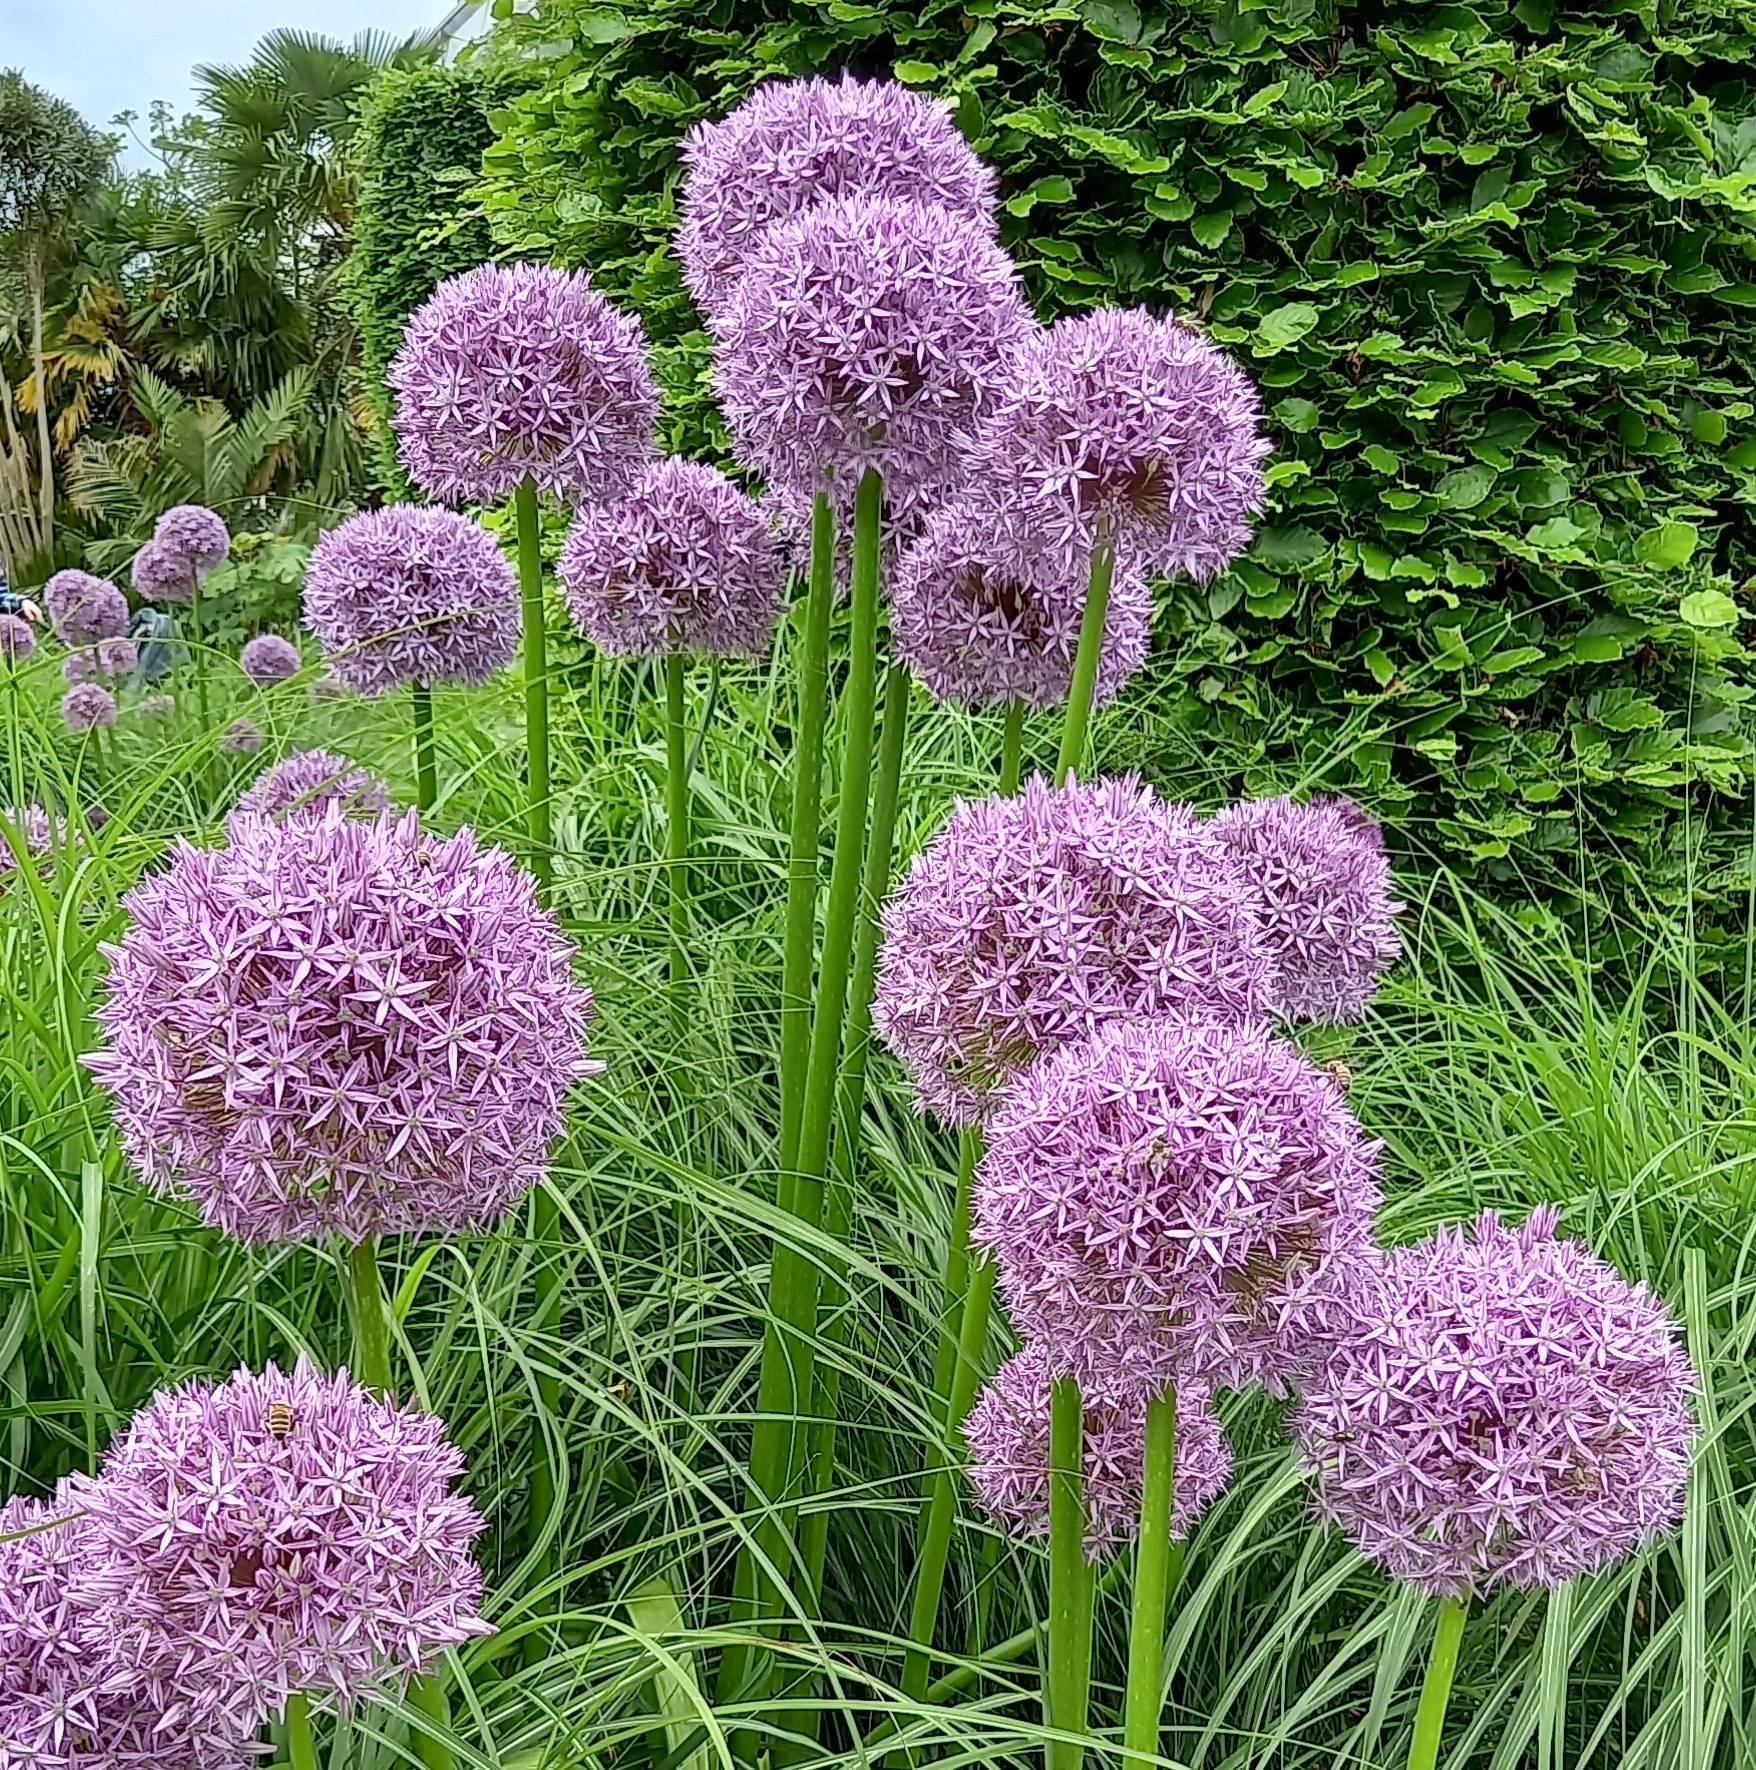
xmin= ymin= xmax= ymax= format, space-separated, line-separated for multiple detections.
xmin=665 ymin=651 xmax=690 ymax=999
xmin=930 ymin=1129 xmax=982 ymax=1405
xmin=1048 ymin=1375 xmax=1093 ymax=1770
xmin=1001 ymin=698 xmax=1026 ymax=795
xmin=514 ymin=476 xmax=552 ymax=893
xmin=1054 ymin=544 xmax=1116 ymax=788
xmin=1407 ymin=1597 xmax=1468 ymax=1770
xmin=189 ymin=573 xmax=210 ymax=734
xmin=407 ymin=1667 xmax=459 ymax=1770
xmin=282 ymin=1692 xmax=317 ymax=1770
xmin=410 ymin=683 xmax=437 ymax=813
xmin=344 ymin=1235 xmax=394 ymax=1398
xmin=1122 ymin=1390 xmax=1178 ymax=1761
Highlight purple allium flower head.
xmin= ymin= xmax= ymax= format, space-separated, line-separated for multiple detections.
xmin=1 ymin=804 xmax=56 ymax=889
xmin=890 ymin=503 xmax=1153 ymax=711
xmin=960 ymin=308 xmax=1271 ymax=581
xmin=1208 ymin=795 xmax=1401 ymax=1025
xmin=135 ymin=693 xmax=175 ymax=720
xmin=389 ymin=262 xmax=659 ymax=507
xmin=45 ymin=569 xmax=129 ymax=643
xmin=130 ymin=536 xmax=193 ymax=604
xmin=237 ymin=749 xmax=393 ymax=823
xmin=713 ymin=195 xmax=1035 ymax=525
xmin=559 ymin=457 xmax=786 ymax=658
xmin=221 ymin=719 xmax=264 ymax=754
xmin=973 ymin=1014 xmax=1383 ymax=1395
xmin=964 ymin=1345 xmax=1233 ymax=1559
xmin=86 ymin=1360 xmax=491 ymax=1725
xmin=87 ymin=807 xmax=598 ymax=1244
xmin=62 ymin=682 xmax=117 ymax=732
xmin=97 ymin=636 xmax=138 ymax=678
xmin=0 ymin=612 xmax=34 ymax=661
xmin=63 ymin=649 xmax=96 ymax=685
xmin=1294 ymin=1208 xmax=1697 ymax=1599
xmin=873 ymin=774 xmax=1275 ymax=1125
xmin=677 ymin=74 xmax=998 ymax=317
xmin=303 ymin=506 xmax=519 ymax=696
xmin=153 ymin=504 xmax=230 ymax=576
xmin=240 ymin=633 xmax=301 ymax=687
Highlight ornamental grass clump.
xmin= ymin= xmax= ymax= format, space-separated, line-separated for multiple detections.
xmin=240 ymin=632 xmax=301 ymax=687
xmin=45 ymin=568 xmax=128 ymax=643
xmin=236 ymin=748 xmax=392 ymax=822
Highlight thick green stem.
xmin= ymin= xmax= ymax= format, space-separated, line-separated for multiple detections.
xmin=344 ymin=1236 xmax=394 ymax=1398
xmin=665 ymin=652 xmax=689 ymax=998
xmin=930 ymin=1129 xmax=982 ymax=1405
xmin=410 ymin=683 xmax=437 ymax=813
xmin=189 ymin=573 xmax=209 ymax=733
xmin=1122 ymin=1390 xmax=1178 ymax=1761
xmin=1407 ymin=1597 xmax=1468 ymax=1770
xmin=515 ymin=477 xmax=552 ymax=891
xmin=282 ymin=1692 xmax=317 ymax=1770
xmin=1047 ymin=1376 xmax=1092 ymax=1770
xmin=1001 ymin=699 xmax=1026 ymax=795
xmin=1054 ymin=545 xmax=1116 ymax=788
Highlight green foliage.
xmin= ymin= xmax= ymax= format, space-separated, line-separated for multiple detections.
xmin=0 ymin=68 xmax=110 ymax=251
xmin=472 ymin=0 xmax=1756 ymax=941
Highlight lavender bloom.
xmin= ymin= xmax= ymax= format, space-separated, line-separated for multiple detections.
xmin=303 ymin=506 xmax=519 ymax=696
xmin=97 ymin=636 xmax=138 ymax=678
xmin=1294 ymin=1209 xmax=1697 ymax=1598
xmin=237 ymin=749 xmax=393 ymax=823
xmin=677 ymin=74 xmax=998 ymax=317
xmin=63 ymin=649 xmax=97 ymax=684
xmin=222 ymin=719 xmax=265 ymax=754
xmin=973 ymin=1014 xmax=1383 ymax=1396
xmin=62 ymin=682 xmax=117 ymax=732
xmin=45 ymin=570 xmax=129 ymax=643
xmin=389 ymin=262 xmax=659 ymax=507
xmin=713 ymin=195 xmax=1035 ymax=524
xmin=959 ymin=308 xmax=1271 ymax=580
xmin=890 ymin=504 xmax=1153 ymax=711
xmin=0 ymin=612 xmax=34 ymax=661
xmin=873 ymin=775 xmax=1275 ymax=1124
xmin=87 ymin=807 xmax=598 ymax=1244
xmin=240 ymin=633 xmax=301 ymax=686
xmin=153 ymin=504 xmax=230 ymax=575
xmin=130 ymin=537 xmax=195 ymax=605
xmin=1 ymin=804 xmax=55 ymax=888
xmin=559 ymin=457 xmax=786 ymax=658
xmin=964 ymin=1346 xmax=1233 ymax=1559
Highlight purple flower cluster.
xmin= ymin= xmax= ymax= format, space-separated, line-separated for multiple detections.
xmin=130 ymin=536 xmax=193 ymax=604
xmin=87 ymin=807 xmax=598 ymax=1244
xmin=153 ymin=504 xmax=230 ymax=575
xmin=136 ymin=693 xmax=175 ymax=720
xmin=237 ymin=749 xmax=392 ymax=823
xmin=62 ymin=682 xmax=117 ymax=731
xmin=1 ymin=804 xmax=56 ymax=888
xmin=390 ymin=261 xmax=659 ymax=507
xmin=303 ymin=506 xmax=519 ymax=696
xmin=1294 ymin=1209 xmax=1696 ymax=1598
xmin=240 ymin=633 xmax=301 ymax=686
xmin=559 ymin=457 xmax=786 ymax=658
xmin=0 ymin=612 xmax=36 ymax=661
xmin=64 ymin=637 xmax=138 ymax=685
xmin=45 ymin=569 xmax=128 ymax=643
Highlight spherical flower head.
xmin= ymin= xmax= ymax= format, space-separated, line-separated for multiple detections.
xmin=87 ymin=1360 xmax=491 ymax=1724
xmin=389 ymin=261 xmax=660 ymax=506
xmin=304 ymin=506 xmax=519 ymax=696
xmin=237 ymin=749 xmax=393 ymax=823
xmin=1 ymin=803 xmax=56 ymax=890
xmin=64 ymin=648 xmax=97 ymax=684
xmin=130 ymin=535 xmax=194 ymax=604
xmin=97 ymin=636 xmax=138 ymax=678
xmin=891 ymin=504 xmax=1152 ymax=711
xmin=677 ymin=73 xmax=998 ymax=316
xmin=87 ymin=806 xmax=598 ymax=1244
xmin=153 ymin=503 xmax=231 ymax=575
xmin=1294 ymin=1208 xmax=1698 ymax=1598
xmin=1208 ymin=795 xmax=1401 ymax=1025
xmin=873 ymin=774 xmax=1275 ymax=1125
xmin=136 ymin=692 xmax=175 ymax=720
xmin=713 ymin=195 xmax=1035 ymax=523
xmin=240 ymin=632 xmax=301 ymax=686
xmin=222 ymin=719 xmax=265 ymax=754
xmin=0 ymin=611 xmax=35 ymax=661
xmin=964 ymin=1346 xmax=1233 ymax=1559
xmin=45 ymin=568 xmax=129 ymax=642
xmin=559 ymin=457 xmax=786 ymax=658
xmin=960 ymin=307 xmax=1271 ymax=580
xmin=62 ymin=682 xmax=117 ymax=731
xmin=973 ymin=1014 xmax=1383 ymax=1395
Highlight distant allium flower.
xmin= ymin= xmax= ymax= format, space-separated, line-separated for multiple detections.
xmin=62 ymin=682 xmax=117 ymax=731
xmin=964 ymin=1346 xmax=1233 ymax=1558
xmin=713 ymin=195 xmax=1034 ymax=522
xmin=222 ymin=719 xmax=264 ymax=754
xmin=153 ymin=504 xmax=230 ymax=575
xmin=890 ymin=504 xmax=1153 ymax=711
xmin=1 ymin=803 xmax=55 ymax=885
xmin=88 ymin=1360 xmax=490 ymax=1725
xmin=64 ymin=648 xmax=97 ymax=684
xmin=677 ymin=74 xmax=998 ymax=316
xmin=136 ymin=693 xmax=175 ymax=720
xmin=559 ymin=457 xmax=786 ymax=658
xmin=88 ymin=807 xmax=598 ymax=1244
xmin=1295 ymin=1208 xmax=1697 ymax=1598
xmin=873 ymin=775 xmax=1275 ymax=1124
xmin=131 ymin=536 xmax=194 ymax=604
xmin=98 ymin=636 xmax=138 ymax=678
xmin=45 ymin=569 xmax=129 ymax=643
xmin=1208 ymin=796 xmax=1401 ymax=1025
xmin=237 ymin=748 xmax=393 ymax=823
xmin=240 ymin=633 xmax=301 ymax=686
xmin=304 ymin=506 xmax=519 ymax=696
xmin=973 ymin=1015 xmax=1383 ymax=1395
xmin=960 ymin=308 xmax=1271 ymax=580
xmin=0 ymin=612 xmax=34 ymax=661
xmin=390 ymin=261 xmax=659 ymax=506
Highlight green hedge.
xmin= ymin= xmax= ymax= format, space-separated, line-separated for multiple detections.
xmin=470 ymin=0 xmax=1756 ymax=937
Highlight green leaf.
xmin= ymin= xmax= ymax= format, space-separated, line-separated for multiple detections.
xmin=1191 ymin=210 xmax=1233 ymax=249
xmin=1437 ymin=465 xmax=1497 ymax=510
xmin=892 ymin=60 xmax=940 ymax=83
xmin=1680 ymin=589 xmax=1740 ymax=629
xmin=1080 ymin=0 xmax=1143 ymax=44
xmin=1254 ymin=525 xmax=1327 ymax=568
xmin=1633 ymin=522 xmax=1700 ymax=570
xmin=1005 ymin=175 xmax=1075 ymax=217
xmin=1255 ymin=302 xmax=1321 ymax=353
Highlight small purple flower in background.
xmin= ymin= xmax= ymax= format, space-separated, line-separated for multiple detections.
xmin=0 ymin=612 xmax=34 ymax=661
xmin=1294 ymin=1208 xmax=1697 ymax=1598
xmin=389 ymin=262 xmax=659 ymax=507
xmin=1208 ymin=795 xmax=1401 ymax=1025
xmin=135 ymin=693 xmax=175 ymax=720
xmin=559 ymin=457 xmax=786 ymax=658
xmin=62 ymin=682 xmax=117 ymax=732
xmin=87 ymin=806 xmax=598 ymax=1244
xmin=63 ymin=649 xmax=97 ymax=684
xmin=97 ymin=636 xmax=138 ymax=679
xmin=873 ymin=775 xmax=1275 ymax=1124
xmin=890 ymin=503 xmax=1153 ymax=711
xmin=153 ymin=504 xmax=230 ymax=576
xmin=1 ymin=804 xmax=56 ymax=888
xmin=240 ymin=633 xmax=301 ymax=687
xmin=964 ymin=1345 xmax=1233 ymax=1559
xmin=973 ymin=1014 xmax=1383 ymax=1396
xmin=237 ymin=749 xmax=393 ymax=823
xmin=130 ymin=536 xmax=194 ymax=604
xmin=303 ymin=506 xmax=519 ymax=697
xmin=677 ymin=73 xmax=998 ymax=317
xmin=222 ymin=719 xmax=264 ymax=754
xmin=45 ymin=569 xmax=129 ymax=643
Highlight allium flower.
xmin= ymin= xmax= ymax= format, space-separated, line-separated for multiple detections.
xmin=973 ymin=1014 xmax=1383 ymax=1395
xmin=240 ymin=633 xmax=301 ymax=686
xmin=873 ymin=774 xmax=1275 ymax=1124
xmin=713 ymin=195 xmax=1035 ymax=523
xmin=62 ymin=682 xmax=117 ymax=731
xmin=0 ymin=611 xmax=34 ymax=661
xmin=237 ymin=749 xmax=393 ymax=823
xmin=63 ymin=649 xmax=97 ymax=684
xmin=1294 ymin=1208 xmax=1697 ymax=1598
xmin=1208 ymin=796 xmax=1401 ymax=1025
xmin=136 ymin=693 xmax=175 ymax=720
xmin=890 ymin=504 xmax=1153 ymax=711
xmin=87 ymin=807 xmax=598 ymax=1244
xmin=559 ymin=457 xmax=786 ymax=658
xmin=130 ymin=536 xmax=195 ymax=604
xmin=45 ymin=569 xmax=129 ymax=643
xmin=303 ymin=506 xmax=519 ymax=696
xmin=1 ymin=803 xmax=55 ymax=887
xmin=222 ymin=719 xmax=264 ymax=754
xmin=97 ymin=636 xmax=138 ymax=678
xmin=964 ymin=1346 xmax=1233 ymax=1558
xmin=86 ymin=1360 xmax=490 ymax=1726
xmin=389 ymin=261 xmax=659 ymax=507
xmin=959 ymin=308 xmax=1270 ymax=580
xmin=677 ymin=74 xmax=998 ymax=317
xmin=153 ymin=504 xmax=230 ymax=575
